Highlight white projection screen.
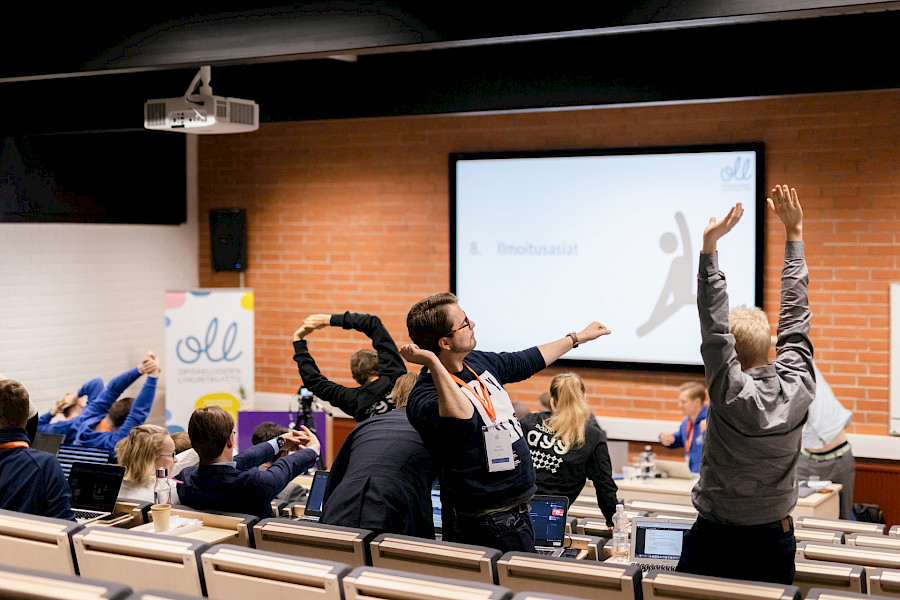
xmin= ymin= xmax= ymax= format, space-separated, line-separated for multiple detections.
xmin=451 ymin=144 xmax=765 ymax=368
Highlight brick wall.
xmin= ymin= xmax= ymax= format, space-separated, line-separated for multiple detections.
xmin=198 ymin=90 xmax=900 ymax=436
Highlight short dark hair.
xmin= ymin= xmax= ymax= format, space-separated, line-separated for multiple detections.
xmin=0 ymin=379 xmax=30 ymax=429
xmin=350 ymin=349 xmax=378 ymax=385
xmin=252 ymin=421 xmax=289 ymax=445
xmin=189 ymin=406 xmax=234 ymax=464
xmin=407 ymin=292 xmax=458 ymax=355
xmin=107 ymin=397 xmax=134 ymax=428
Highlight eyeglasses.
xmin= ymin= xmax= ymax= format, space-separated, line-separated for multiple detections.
xmin=443 ymin=317 xmax=472 ymax=338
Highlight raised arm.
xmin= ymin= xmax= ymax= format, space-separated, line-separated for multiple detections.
xmin=400 ymin=345 xmax=474 ymax=419
xmin=79 ymin=354 xmax=155 ymax=423
xmin=335 ymin=312 xmax=407 ymax=381
xmin=537 ymin=322 xmax=611 ymax=366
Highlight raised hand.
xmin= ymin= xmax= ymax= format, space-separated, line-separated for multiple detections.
xmin=304 ymin=314 xmax=331 ymax=330
xmin=767 ymin=184 xmax=803 ymax=241
xmin=702 ymin=203 xmax=744 ymax=254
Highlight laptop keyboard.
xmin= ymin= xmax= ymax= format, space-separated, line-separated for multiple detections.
xmin=636 ymin=563 xmax=678 ymax=572
xmin=73 ymin=509 xmax=107 ymax=522
xmin=535 ymin=548 xmax=558 ymax=556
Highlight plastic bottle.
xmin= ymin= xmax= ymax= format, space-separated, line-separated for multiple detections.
xmin=611 ymin=503 xmax=629 ymax=562
xmin=154 ymin=467 xmax=170 ymax=505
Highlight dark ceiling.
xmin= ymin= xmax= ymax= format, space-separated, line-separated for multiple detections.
xmin=3 ymin=1 xmax=899 ymax=134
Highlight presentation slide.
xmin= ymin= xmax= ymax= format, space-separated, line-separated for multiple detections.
xmin=453 ymin=146 xmax=762 ymax=367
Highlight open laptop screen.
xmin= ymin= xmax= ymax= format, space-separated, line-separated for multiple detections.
xmin=304 ymin=470 xmax=330 ymax=518
xmin=631 ymin=517 xmax=694 ymax=562
xmin=529 ymin=495 xmax=568 ymax=548
xmin=68 ymin=463 xmax=125 ymax=513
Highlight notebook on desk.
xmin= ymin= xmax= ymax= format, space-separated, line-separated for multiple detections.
xmin=529 ymin=495 xmax=569 ymax=556
xmin=629 ymin=516 xmax=694 ymax=572
xmin=297 ymin=470 xmax=329 ymax=522
xmin=68 ymin=462 xmax=125 ymax=524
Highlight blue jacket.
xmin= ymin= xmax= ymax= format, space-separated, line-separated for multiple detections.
xmin=37 ymin=377 xmax=104 ymax=437
xmin=670 ymin=405 xmax=708 ymax=473
xmin=72 ymin=369 xmax=157 ymax=450
xmin=0 ymin=428 xmax=75 ymax=521
xmin=178 ymin=441 xmax=318 ymax=520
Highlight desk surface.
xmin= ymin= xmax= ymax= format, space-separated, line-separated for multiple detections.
xmin=132 ymin=521 xmax=238 ymax=545
xmin=607 ymin=477 xmax=841 ymax=519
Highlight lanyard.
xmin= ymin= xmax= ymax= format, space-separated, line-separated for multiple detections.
xmin=685 ymin=419 xmax=695 ymax=452
xmin=0 ymin=441 xmax=29 ymax=450
xmin=450 ymin=362 xmax=496 ymax=422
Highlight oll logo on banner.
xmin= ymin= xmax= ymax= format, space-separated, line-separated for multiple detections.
xmin=165 ymin=290 xmax=255 ymax=431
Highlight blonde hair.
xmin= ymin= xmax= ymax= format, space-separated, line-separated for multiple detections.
xmin=115 ymin=424 xmax=170 ymax=483
xmin=545 ymin=373 xmax=591 ymax=450
xmin=391 ymin=372 xmax=418 ymax=409
xmin=729 ymin=305 xmax=771 ymax=369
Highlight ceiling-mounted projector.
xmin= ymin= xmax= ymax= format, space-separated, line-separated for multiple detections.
xmin=144 ymin=66 xmax=259 ymax=134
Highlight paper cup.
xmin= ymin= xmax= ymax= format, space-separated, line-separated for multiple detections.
xmin=151 ymin=503 xmax=171 ymax=532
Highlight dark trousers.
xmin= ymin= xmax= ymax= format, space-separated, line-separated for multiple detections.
xmin=676 ymin=515 xmax=796 ymax=584
xmin=444 ymin=503 xmax=536 ymax=553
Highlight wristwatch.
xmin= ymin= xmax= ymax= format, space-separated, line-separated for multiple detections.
xmin=567 ymin=332 xmax=580 ymax=348
xmin=275 ymin=437 xmax=286 ymax=451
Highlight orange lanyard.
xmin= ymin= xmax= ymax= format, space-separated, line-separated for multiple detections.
xmin=0 ymin=441 xmax=29 ymax=450
xmin=450 ymin=362 xmax=497 ymax=422
xmin=685 ymin=419 xmax=695 ymax=452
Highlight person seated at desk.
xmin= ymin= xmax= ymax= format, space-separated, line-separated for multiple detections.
xmin=658 ymin=382 xmax=708 ymax=473
xmin=521 ymin=372 xmax=617 ymax=526
xmin=115 ymin=424 xmax=180 ymax=504
xmin=0 ymin=379 xmax=74 ymax=521
xmin=178 ymin=407 xmax=319 ymax=520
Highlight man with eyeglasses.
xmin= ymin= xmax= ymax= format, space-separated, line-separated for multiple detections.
xmin=402 ymin=292 xmax=610 ymax=553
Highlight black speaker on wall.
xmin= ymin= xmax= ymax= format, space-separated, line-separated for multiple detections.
xmin=209 ymin=208 xmax=247 ymax=271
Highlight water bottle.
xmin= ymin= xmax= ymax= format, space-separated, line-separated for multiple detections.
xmin=611 ymin=504 xmax=629 ymax=562
xmin=154 ymin=467 xmax=170 ymax=505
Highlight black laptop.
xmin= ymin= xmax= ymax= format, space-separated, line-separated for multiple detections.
xmin=298 ymin=470 xmax=330 ymax=521
xmin=68 ymin=462 xmax=125 ymax=524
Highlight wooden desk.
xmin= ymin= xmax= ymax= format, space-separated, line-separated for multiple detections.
xmin=133 ymin=521 xmax=238 ymax=545
xmin=607 ymin=477 xmax=841 ymax=519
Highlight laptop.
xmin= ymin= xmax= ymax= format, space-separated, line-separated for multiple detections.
xmin=529 ymin=495 xmax=569 ymax=556
xmin=297 ymin=470 xmax=329 ymax=522
xmin=656 ymin=459 xmax=697 ymax=480
xmin=32 ymin=432 xmax=64 ymax=455
xmin=68 ymin=462 xmax=126 ymax=524
xmin=57 ymin=444 xmax=112 ymax=480
xmin=629 ymin=516 xmax=695 ymax=572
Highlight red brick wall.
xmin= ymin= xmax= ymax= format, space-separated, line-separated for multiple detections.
xmin=198 ymin=90 xmax=900 ymax=435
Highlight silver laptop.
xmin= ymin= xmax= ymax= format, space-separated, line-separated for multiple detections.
xmin=68 ymin=462 xmax=125 ymax=524
xmin=58 ymin=444 xmax=111 ymax=480
xmin=529 ymin=495 xmax=569 ymax=557
xmin=297 ymin=470 xmax=329 ymax=522
xmin=629 ymin=516 xmax=694 ymax=572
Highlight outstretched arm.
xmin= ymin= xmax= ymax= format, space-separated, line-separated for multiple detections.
xmin=400 ymin=345 xmax=474 ymax=419
xmin=537 ymin=322 xmax=611 ymax=366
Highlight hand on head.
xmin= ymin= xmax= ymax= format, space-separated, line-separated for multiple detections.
xmin=400 ymin=344 xmax=438 ymax=366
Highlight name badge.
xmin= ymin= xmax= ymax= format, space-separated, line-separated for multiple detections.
xmin=484 ymin=423 xmax=515 ymax=472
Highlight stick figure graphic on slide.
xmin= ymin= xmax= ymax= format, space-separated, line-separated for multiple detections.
xmin=637 ymin=211 xmax=695 ymax=337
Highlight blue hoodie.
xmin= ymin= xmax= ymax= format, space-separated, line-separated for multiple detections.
xmin=72 ymin=368 xmax=158 ymax=450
